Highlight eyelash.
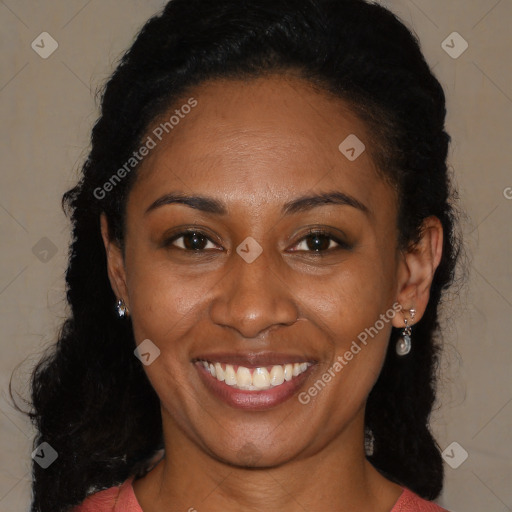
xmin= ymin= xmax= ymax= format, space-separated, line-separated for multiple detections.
xmin=164 ymin=228 xmax=350 ymax=255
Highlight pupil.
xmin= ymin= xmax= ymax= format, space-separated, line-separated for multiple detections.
xmin=308 ymin=234 xmax=329 ymax=251
xmin=184 ymin=232 xmax=206 ymax=250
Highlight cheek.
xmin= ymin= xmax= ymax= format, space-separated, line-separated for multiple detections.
xmin=124 ymin=249 xmax=211 ymax=353
xmin=125 ymin=237 xmax=397 ymax=347
xmin=298 ymin=255 xmax=396 ymax=393
xmin=301 ymin=255 xmax=396 ymax=338
xmin=296 ymin=283 xmax=395 ymax=437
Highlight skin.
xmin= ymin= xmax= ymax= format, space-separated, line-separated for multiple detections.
xmin=101 ymin=74 xmax=443 ymax=512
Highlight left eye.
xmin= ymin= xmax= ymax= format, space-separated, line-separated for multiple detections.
xmin=292 ymin=231 xmax=345 ymax=252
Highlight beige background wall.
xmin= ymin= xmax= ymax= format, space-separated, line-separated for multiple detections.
xmin=0 ymin=1 xmax=510 ymax=510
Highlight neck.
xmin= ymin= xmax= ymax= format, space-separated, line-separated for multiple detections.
xmin=133 ymin=412 xmax=403 ymax=512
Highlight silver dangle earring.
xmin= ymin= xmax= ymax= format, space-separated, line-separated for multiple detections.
xmin=396 ymin=308 xmax=416 ymax=356
xmin=116 ymin=299 xmax=128 ymax=318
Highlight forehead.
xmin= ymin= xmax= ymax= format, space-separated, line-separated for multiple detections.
xmin=129 ymin=74 xmax=395 ymax=216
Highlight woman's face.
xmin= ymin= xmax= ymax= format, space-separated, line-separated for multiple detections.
xmin=106 ymin=74 xmax=412 ymax=467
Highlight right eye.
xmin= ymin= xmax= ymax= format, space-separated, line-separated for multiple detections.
xmin=164 ymin=230 xmax=220 ymax=251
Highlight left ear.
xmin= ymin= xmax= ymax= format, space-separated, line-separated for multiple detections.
xmin=392 ymin=216 xmax=444 ymax=328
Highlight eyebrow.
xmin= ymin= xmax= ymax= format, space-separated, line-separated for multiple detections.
xmin=145 ymin=191 xmax=369 ymax=216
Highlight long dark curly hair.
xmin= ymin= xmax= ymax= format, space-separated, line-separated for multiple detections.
xmin=23 ymin=0 xmax=461 ymax=510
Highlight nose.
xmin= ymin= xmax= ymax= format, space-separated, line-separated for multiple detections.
xmin=209 ymin=246 xmax=299 ymax=339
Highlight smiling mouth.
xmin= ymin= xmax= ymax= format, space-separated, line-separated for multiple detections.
xmin=197 ymin=360 xmax=312 ymax=391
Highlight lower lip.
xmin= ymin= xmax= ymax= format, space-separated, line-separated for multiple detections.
xmin=195 ymin=363 xmax=313 ymax=410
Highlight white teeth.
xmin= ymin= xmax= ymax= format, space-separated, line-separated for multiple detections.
xmin=214 ymin=362 xmax=225 ymax=381
xmin=199 ymin=360 xmax=311 ymax=391
xmin=270 ymin=365 xmax=284 ymax=386
xmin=252 ymin=368 xmax=270 ymax=389
xmin=224 ymin=364 xmax=237 ymax=386
xmin=236 ymin=366 xmax=252 ymax=388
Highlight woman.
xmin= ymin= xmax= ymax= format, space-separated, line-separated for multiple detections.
xmin=28 ymin=0 xmax=460 ymax=510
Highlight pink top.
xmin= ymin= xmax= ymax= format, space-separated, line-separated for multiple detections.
xmin=74 ymin=476 xmax=450 ymax=511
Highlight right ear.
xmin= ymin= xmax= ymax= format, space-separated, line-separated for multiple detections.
xmin=100 ymin=213 xmax=129 ymax=308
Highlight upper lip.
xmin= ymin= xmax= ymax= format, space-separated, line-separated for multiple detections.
xmin=192 ymin=351 xmax=317 ymax=367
